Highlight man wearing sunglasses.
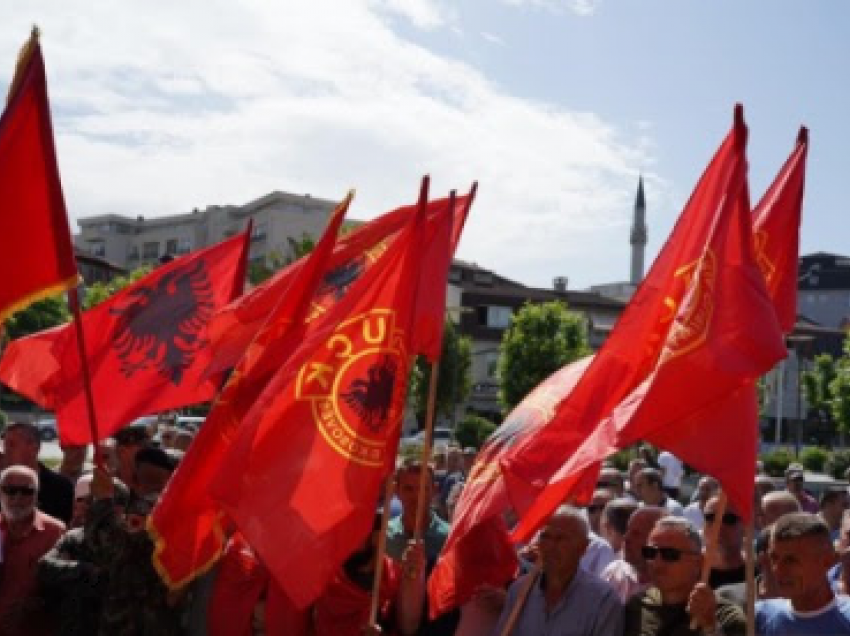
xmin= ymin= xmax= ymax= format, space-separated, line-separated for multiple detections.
xmin=0 ymin=465 xmax=66 ymax=636
xmin=625 ymin=517 xmax=746 ymax=636
xmin=756 ymin=513 xmax=850 ymax=634
xmin=703 ymin=497 xmax=746 ymax=590
xmin=492 ymin=505 xmax=624 ymax=636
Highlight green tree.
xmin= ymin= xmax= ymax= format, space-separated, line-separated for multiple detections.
xmin=497 ymin=300 xmax=590 ymax=412
xmin=831 ymin=334 xmax=850 ymax=436
xmin=410 ymin=320 xmax=472 ymax=426
xmin=285 ymin=234 xmax=316 ymax=265
xmin=454 ymin=414 xmax=497 ymax=449
xmin=82 ymin=267 xmax=151 ymax=310
xmin=802 ymin=354 xmax=837 ymax=425
xmin=4 ymin=294 xmax=70 ymax=339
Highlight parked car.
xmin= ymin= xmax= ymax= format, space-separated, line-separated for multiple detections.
xmin=35 ymin=418 xmax=58 ymax=442
xmin=399 ymin=427 xmax=453 ymax=452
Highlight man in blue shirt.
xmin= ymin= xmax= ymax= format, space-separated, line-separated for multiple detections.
xmin=757 ymin=512 xmax=850 ymax=635
xmin=492 ymin=505 xmax=624 ymax=636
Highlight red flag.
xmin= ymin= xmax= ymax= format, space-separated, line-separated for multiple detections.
xmin=752 ymin=127 xmax=808 ymax=333
xmin=150 ymin=193 xmax=354 ymax=589
xmin=508 ymin=106 xmax=786 ymax=540
xmin=0 ymin=32 xmax=78 ymax=325
xmin=428 ymin=356 xmax=592 ymax=617
xmin=209 ymin=180 xmax=460 ymax=607
xmin=0 ymin=231 xmax=250 ymax=445
xmin=205 ymin=190 xmax=473 ymax=376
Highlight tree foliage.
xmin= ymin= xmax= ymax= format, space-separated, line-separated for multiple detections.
xmin=410 ymin=320 xmax=472 ymax=425
xmin=831 ymin=333 xmax=850 ymax=435
xmin=454 ymin=414 xmax=497 ymax=450
xmin=82 ymin=267 xmax=151 ymax=310
xmin=4 ymin=294 xmax=70 ymax=340
xmin=497 ymin=300 xmax=590 ymax=412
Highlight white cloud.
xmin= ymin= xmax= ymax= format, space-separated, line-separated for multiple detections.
xmin=1 ymin=0 xmax=650 ymax=288
xmin=481 ymin=31 xmax=505 ymax=46
xmin=500 ymin=0 xmax=601 ymax=17
xmin=370 ymin=0 xmax=448 ymax=29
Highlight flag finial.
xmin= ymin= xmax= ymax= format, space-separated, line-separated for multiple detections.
xmin=7 ymin=26 xmax=41 ymax=105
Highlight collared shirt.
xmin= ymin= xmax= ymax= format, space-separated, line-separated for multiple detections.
xmin=756 ymin=596 xmax=850 ymax=635
xmin=601 ymin=558 xmax=648 ymax=603
xmin=581 ymin=532 xmax=616 ymax=577
xmin=0 ymin=509 xmax=66 ymax=635
xmin=386 ymin=509 xmax=449 ymax=565
xmin=491 ymin=568 xmax=624 ymax=636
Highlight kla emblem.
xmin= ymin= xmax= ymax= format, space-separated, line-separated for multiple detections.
xmin=296 ymin=309 xmax=408 ymax=467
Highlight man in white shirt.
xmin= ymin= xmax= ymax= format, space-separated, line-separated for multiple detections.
xmin=657 ymin=450 xmax=684 ymax=500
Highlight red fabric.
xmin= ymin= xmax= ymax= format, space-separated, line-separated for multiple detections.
xmin=0 ymin=231 xmax=249 ymax=445
xmin=205 ymin=190 xmax=473 ymax=376
xmin=752 ymin=127 xmax=808 ymax=333
xmin=507 ymin=105 xmax=786 ymax=541
xmin=311 ymin=559 xmax=400 ymax=636
xmin=150 ymin=195 xmax=353 ymax=589
xmin=208 ymin=182 xmax=459 ymax=608
xmin=0 ymin=40 xmax=77 ymax=325
xmin=427 ymin=356 xmax=592 ymax=617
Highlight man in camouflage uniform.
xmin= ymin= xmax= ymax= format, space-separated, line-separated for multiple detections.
xmin=38 ymin=478 xmax=130 ymax=636
xmin=90 ymin=449 xmax=185 ymax=636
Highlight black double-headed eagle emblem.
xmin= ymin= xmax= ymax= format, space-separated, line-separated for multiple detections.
xmin=109 ymin=259 xmax=214 ymax=385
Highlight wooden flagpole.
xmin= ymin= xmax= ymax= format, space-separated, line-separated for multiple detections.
xmin=369 ymin=473 xmax=396 ymax=628
xmin=414 ymin=361 xmax=440 ymax=541
xmin=67 ymin=286 xmax=103 ymax=465
xmin=498 ymin=564 xmax=541 ymax=636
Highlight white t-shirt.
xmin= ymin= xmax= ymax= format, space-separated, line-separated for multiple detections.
xmin=658 ymin=451 xmax=684 ymax=489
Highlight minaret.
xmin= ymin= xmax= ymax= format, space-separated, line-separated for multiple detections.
xmin=630 ymin=175 xmax=647 ymax=284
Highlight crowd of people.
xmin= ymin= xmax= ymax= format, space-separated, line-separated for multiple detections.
xmin=2 ymin=417 xmax=850 ymax=635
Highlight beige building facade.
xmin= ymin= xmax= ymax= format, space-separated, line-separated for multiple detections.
xmin=75 ymin=191 xmax=339 ymax=269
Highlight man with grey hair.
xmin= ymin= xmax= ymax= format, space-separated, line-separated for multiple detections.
xmin=761 ymin=490 xmax=801 ymax=528
xmin=625 ymin=517 xmax=745 ymax=635
xmin=602 ymin=506 xmax=666 ymax=602
xmin=492 ymin=505 xmax=623 ymax=636
xmin=0 ymin=465 xmax=65 ymax=635
xmin=756 ymin=513 xmax=850 ymax=634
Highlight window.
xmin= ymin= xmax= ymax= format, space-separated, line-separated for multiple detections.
xmin=165 ymin=239 xmax=178 ymax=255
xmin=128 ymin=245 xmax=139 ymax=260
xmin=448 ymin=268 xmax=461 ymax=283
xmin=178 ymin=238 xmax=192 ymax=254
xmin=88 ymin=240 xmax=105 ymax=257
xmin=473 ymin=270 xmax=493 ymax=285
xmin=486 ymin=306 xmax=512 ymax=329
xmin=142 ymin=242 xmax=160 ymax=259
xmin=252 ymin=221 xmax=268 ymax=241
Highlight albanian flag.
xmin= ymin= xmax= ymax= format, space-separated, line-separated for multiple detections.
xmin=208 ymin=179 xmax=459 ymax=608
xmin=508 ymin=105 xmax=786 ymax=540
xmin=0 ymin=31 xmax=78 ymax=325
xmin=205 ymin=188 xmax=474 ymax=376
xmin=0 ymin=231 xmax=250 ymax=444
xmin=151 ymin=193 xmax=354 ymax=590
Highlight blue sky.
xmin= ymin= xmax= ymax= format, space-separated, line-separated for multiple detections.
xmin=2 ymin=1 xmax=846 ymax=289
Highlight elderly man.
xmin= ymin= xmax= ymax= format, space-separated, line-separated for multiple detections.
xmin=683 ymin=476 xmax=718 ymax=531
xmin=634 ymin=467 xmax=684 ymax=516
xmin=598 ymin=467 xmax=626 ymax=498
xmin=625 ymin=517 xmax=745 ymax=635
xmin=602 ymin=506 xmax=666 ymax=602
xmin=600 ymin=497 xmax=639 ymax=555
xmin=757 ymin=513 xmax=850 ymax=633
xmin=3 ymin=421 xmax=73 ymax=523
xmin=587 ymin=487 xmax=617 ymax=536
xmin=0 ymin=465 xmax=66 ymax=636
xmin=492 ymin=505 xmax=624 ymax=636
xmin=761 ymin=490 xmax=802 ymax=527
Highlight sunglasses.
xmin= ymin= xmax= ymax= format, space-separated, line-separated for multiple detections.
xmin=704 ymin=512 xmax=740 ymax=526
xmin=2 ymin=485 xmax=36 ymax=497
xmin=641 ymin=545 xmax=701 ymax=562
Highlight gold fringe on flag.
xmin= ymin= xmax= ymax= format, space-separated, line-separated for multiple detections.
xmin=7 ymin=25 xmax=40 ymax=105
